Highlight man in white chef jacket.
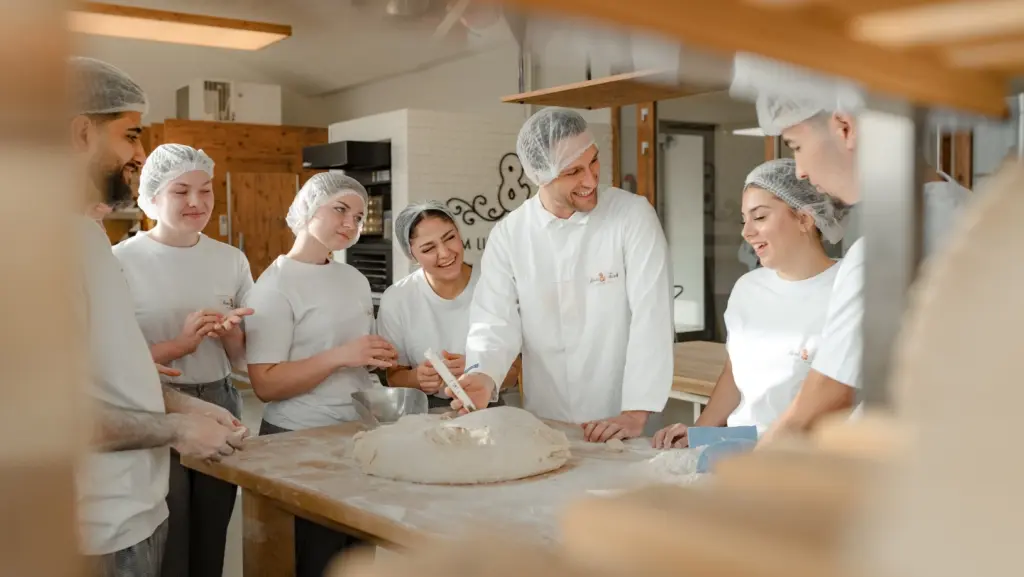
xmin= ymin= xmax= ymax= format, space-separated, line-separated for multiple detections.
xmin=70 ymin=57 xmax=243 ymax=577
xmin=736 ymin=60 xmax=971 ymax=443
xmin=452 ymin=107 xmax=675 ymax=443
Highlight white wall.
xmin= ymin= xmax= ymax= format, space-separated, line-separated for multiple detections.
xmin=75 ymin=36 xmax=328 ymax=127
xmin=317 ymin=42 xmax=612 ymax=126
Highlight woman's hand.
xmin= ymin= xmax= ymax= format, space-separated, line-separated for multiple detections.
xmin=175 ymin=309 xmax=223 ymax=354
xmin=334 ymin=336 xmax=398 ymax=369
xmin=652 ymin=423 xmax=689 ymax=449
xmin=441 ymin=350 xmax=466 ymax=378
xmin=208 ymin=307 xmax=254 ymax=340
xmin=415 ymin=360 xmax=443 ymax=394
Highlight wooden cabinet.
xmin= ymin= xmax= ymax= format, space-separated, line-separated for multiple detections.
xmin=140 ymin=119 xmax=327 ymax=276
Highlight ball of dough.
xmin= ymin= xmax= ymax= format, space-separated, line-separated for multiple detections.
xmin=352 ymin=406 xmax=572 ymax=484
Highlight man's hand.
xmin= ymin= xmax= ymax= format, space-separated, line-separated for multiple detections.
xmin=582 ymin=411 xmax=648 ymax=443
xmin=441 ymin=350 xmax=466 ymax=378
xmin=155 ymin=363 xmax=181 ymax=378
xmin=448 ymin=373 xmax=495 ymax=414
xmin=415 ymin=359 xmax=443 ymax=394
xmin=178 ymin=396 xmax=249 ymax=442
xmin=652 ymin=423 xmax=689 ymax=449
xmin=170 ymin=413 xmax=239 ymax=461
xmin=334 ymin=335 xmax=398 ymax=369
xmin=208 ymin=307 xmax=254 ymax=340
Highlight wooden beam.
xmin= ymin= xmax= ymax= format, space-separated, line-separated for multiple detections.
xmin=498 ymin=0 xmax=1011 ymax=117
xmin=851 ymin=0 xmax=1024 ymax=48
xmin=502 ymin=70 xmax=708 ymax=110
xmin=77 ymin=2 xmax=292 ymax=36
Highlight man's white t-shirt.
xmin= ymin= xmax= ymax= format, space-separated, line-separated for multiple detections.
xmin=811 ymin=238 xmax=865 ymax=388
xmin=113 ymin=233 xmax=253 ymax=384
xmin=376 ymin=265 xmax=480 ymax=400
xmin=77 ymin=218 xmax=169 ymax=555
xmin=725 ymin=263 xmax=840 ymax=433
xmin=244 ymin=255 xmax=376 ymax=430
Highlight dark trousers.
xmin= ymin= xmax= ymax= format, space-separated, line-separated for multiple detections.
xmin=89 ymin=519 xmax=168 ymax=577
xmin=259 ymin=419 xmax=366 ymax=577
xmin=162 ymin=378 xmax=241 ymax=577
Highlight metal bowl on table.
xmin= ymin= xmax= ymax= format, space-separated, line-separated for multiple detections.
xmin=351 ymin=388 xmax=429 ymax=429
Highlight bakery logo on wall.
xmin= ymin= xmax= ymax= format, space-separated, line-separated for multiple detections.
xmin=447 ymin=152 xmax=534 ymax=251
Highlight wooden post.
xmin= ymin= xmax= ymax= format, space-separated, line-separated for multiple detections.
xmin=0 ymin=2 xmax=84 ymax=577
xmin=636 ymin=102 xmax=657 ymax=207
xmin=611 ymin=106 xmax=622 ymax=188
xmin=243 ymin=490 xmax=296 ymax=577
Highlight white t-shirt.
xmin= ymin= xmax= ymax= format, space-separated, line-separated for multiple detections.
xmin=725 ymin=263 xmax=840 ymax=433
xmin=113 ymin=233 xmax=253 ymax=384
xmin=376 ymin=265 xmax=481 ymax=399
xmin=812 ymin=238 xmax=865 ymax=388
xmin=244 ymin=255 xmax=376 ymax=430
xmin=76 ymin=218 xmax=169 ymax=555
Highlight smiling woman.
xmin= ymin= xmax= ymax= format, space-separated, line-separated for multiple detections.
xmin=377 ymin=201 xmax=520 ymax=410
xmin=112 ymin=143 xmax=254 ymax=577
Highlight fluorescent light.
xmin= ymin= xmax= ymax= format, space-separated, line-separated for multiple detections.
xmin=68 ymin=2 xmax=291 ymax=51
xmin=732 ymin=127 xmax=766 ymax=137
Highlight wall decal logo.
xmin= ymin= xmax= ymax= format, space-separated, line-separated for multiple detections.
xmin=447 ymin=152 xmax=534 ymax=226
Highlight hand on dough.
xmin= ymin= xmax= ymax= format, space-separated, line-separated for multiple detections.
xmin=582 ymin=411 xmax=648 ymax=443
xmin=651 ymin=423 xmax=689 ymax=449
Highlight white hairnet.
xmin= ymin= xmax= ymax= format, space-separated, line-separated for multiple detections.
xmin=69 ymin=56 xmax=148 ymax=116
xmin=730 ymin=52 xmax=864 ymax=136
xmin=394 ymin=201 xmax=458 ymax=259
xmin=286 ymin=172 xmax=368 ymax=235
xmin=744 ymin=159 xmax=849 ymax=244
xmin=137 ymin=144 xmax=215 ymax=219
xmin=516 ymin=107 xmax=595 ymax=187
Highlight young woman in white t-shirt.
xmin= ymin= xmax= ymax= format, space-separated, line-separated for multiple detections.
xmin=243 ymin=173 xmax=397 ymax=577
xmin=113 ymin=144 xmax=253 ymax=577
xmin=377 ymin=201 xmax=521 ymax=410
xmin=652 ymin=158 xmax=849 ymax=448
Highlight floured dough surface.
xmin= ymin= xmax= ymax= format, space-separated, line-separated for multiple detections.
xmin=352 ymin=406 xmax=572 ymax=484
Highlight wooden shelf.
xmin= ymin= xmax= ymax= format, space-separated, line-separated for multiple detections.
xmin=104 ymin=210 xmax=144 ymax=221
xmin=498 ymin=0 xmax=1018 ymax=117
xmin=501 ymin=70 xmax=711 ymax=110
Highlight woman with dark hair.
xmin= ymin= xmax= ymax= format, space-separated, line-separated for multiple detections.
xmin=377 ymin=201 xmax=520 ymax=409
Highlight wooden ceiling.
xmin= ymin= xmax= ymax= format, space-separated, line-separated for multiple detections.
xmin=497 ymin=0 xmax=1024 ymax=117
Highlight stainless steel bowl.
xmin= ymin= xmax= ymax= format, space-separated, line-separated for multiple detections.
xmin=351 ymin=388 xmax=429 ymax=428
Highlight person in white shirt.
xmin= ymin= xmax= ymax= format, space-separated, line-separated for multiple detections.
xmin=244 ymin=172 xmax=397 ymax=577
xmin=653 ymin=159 xmax=847 ymax=447
xmin=70 ymin=57 xmax=243 ymax=577
xmin=453 ymin=107 xmax=675 ymax=442
xmin=377 ymin=201 xmax=521 ymax=409
xmin=749 ymin=90 xmax=970 ymax=443
xmin=113 ymin=144 xmax=253 ymax=577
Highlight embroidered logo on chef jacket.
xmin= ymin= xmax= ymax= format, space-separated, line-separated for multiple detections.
xmin=792 ymin=347 xmax=814 ymax=364
xmin=219 ymin=296 xmax=235 ymax=309
xmin=590 ymin=271 xmax=621 ymax=284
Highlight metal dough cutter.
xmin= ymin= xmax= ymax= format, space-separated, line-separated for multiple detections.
xmin=352 ymin=388 xmax=429 ymax=429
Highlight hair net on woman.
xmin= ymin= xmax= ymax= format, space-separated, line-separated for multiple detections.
xmin=744 ymin=159 xmax=849 ymax=244
xmin=394 ymin=200 xmax=458 ymax=259
xmin=136 ymin=144 xmax=215 ymax=219
xmin=69 ymin=56 xmax=148 ymax=116
xmin=516 ymin=107 xmax=596 ymax=187
xmin=286 ymin=172 xmax=368 ymax=235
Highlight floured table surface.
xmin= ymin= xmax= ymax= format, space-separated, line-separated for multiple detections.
xmin=186 ymin=419 xmax=704 ymax=548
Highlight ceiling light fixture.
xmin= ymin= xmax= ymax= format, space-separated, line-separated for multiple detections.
xmin=68 ymin=2 xmax=291 ymax=51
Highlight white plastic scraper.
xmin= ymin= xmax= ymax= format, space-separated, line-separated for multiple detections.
xmin=424 ymin=348 xmax=477 ymax=412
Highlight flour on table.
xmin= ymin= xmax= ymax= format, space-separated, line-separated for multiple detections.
xmin=352 ymin=406 xmax=572 ymax=484
xmin=631 ymin=449 xmax=705 ymax=486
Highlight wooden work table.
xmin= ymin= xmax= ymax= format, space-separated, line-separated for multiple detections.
xmin=185 ymin=420 xmax=696 ymax=577
xmin=672 ymin=341 xmax=726 ymax=419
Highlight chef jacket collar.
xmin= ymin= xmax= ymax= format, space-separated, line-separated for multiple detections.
xmin=528 ymin=193 xmax=593 ymax=227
